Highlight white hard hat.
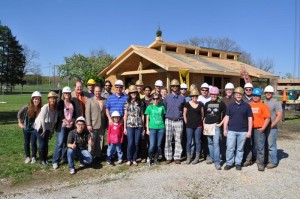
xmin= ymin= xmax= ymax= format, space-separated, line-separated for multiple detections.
xmin=111 ymin=111 xmax=120 ymax=117
xmin=244 ymin=83 xmax=253 ymax=88
xmin=155 ymin=80 xmax=163 ymax=87
xmin=31 ymin=91 xmax=42 ymax=98
xmin=264 ymin=85 xmax=274 ymax=93
xmin=75 ymin=116 xmax=86 ymax=123
xmin=115 ymin=80 xmax=124 ymax=86
xmin=62 ymin=86 xmax=72 ymax=93
xmin=180 ymin=83 xmax=187 ymax=89
xmin=200 ymin=83 xmax=209 ymax=88
xmin=225 ymin=83 xmax=235 ymax=89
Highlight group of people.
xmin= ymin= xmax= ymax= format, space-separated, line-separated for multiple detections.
xmin=17 ymin=77 xmax=282 ymax=174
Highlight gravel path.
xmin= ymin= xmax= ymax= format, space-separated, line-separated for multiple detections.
xmin=2 ymin=134 xmax=300 ymax=199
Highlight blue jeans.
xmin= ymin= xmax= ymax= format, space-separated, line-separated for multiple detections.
xmin=266 ymin=128 xmax=278 ymax=164
xmin=226 ymin=131 xmax=247 ymax=166
xmin=207 ymin=126 xmax=220 ymax=165
xmin=148 ymin=128 xmax=165 ymax=155
xmin=127 ymin=127 xmax=142 ymax=161
xmin=107 ymin=143 xmax=123 ymax=162
xmin=254 ymin=129 xmax=266 ymax=166
xmin=23 ymin=129 xmax=37 ymax=158
xmin=67 ymin=148 xmax=92 ymax=169
xmin=186 ymin=127 xmax=202 ymax=153
xmin=35 ymin=129 xmax=50 ymax=162
xmin=52 ymin=126 xmax=71 ymax=164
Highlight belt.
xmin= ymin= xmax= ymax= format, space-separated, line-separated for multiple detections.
xmin=167 ymin=118 xmax=182 ymax=121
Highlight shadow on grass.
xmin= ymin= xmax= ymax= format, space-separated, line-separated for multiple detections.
xmin=0 ymin=111 xmax=18 ymax=124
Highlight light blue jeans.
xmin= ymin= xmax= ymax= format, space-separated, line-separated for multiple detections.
xmin=107 ymin=143 xmax=123 ymax=162
xmin=226 ymin=130 xmax=247 ymax=166
xmin=148 ymin=128 xmax=165 ymax=155
xmin=67 ymin=148 xmax=92 ymax=169
xmin=207 ymin=126 xmax=220 ymax=165
xmin=266 ymin=128 xmax=278 ymax=164
xmin=254 ymin=129 xmax=266 ymax=166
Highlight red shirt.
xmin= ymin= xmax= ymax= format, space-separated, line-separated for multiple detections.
xmin=107 ymin=123 xmax=124 ymax=144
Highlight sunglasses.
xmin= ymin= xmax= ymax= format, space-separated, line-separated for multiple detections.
xmin=245 ymin=89 xmax=252 ymax=91
xmin=115 ymin=86 xmax=123 ymax=89
xmin=180 ymin=88 xmax=187 ymax=90
xmin=153 ymin=98 xmax=159 ymax=100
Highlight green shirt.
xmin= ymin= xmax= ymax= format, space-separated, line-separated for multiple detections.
xmin=145 ymin=104 xmax=166 ymax=129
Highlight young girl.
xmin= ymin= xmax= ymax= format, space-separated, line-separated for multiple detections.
xmin=34 ymin=91 xmax=58 ymax=166
xmin=17 ymin=91 xmax=42 ymax=164
xmin=106 ymin=111 xmax=124 ymax=165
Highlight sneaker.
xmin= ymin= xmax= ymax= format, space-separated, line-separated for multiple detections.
xmin=117 ymin=160 xmax=123 ymax=164
xmin=106 ymin=161 xmax=111 ymax=165
xmin=25 ymin=157 xmax=31 ymax=164
xmin=141 ymin=159 xmax=146 ymax=163
xmin=69 ymin=168 xmax=75 ymax=175
xmin=40 ymin=161 xmax=48 ymax=167
xmin=258 ymin=165 xmax=265 ymax=171
xmin=215 ymin=164 xmax=222 ymax=170
xmin=79 ymin=163 xmax=85 ymax=168
xmin=53 ymin=163 xmax=58 ymax=169
xmin=236 ymin=165 xmax=242 ymax=171
xmin=243 ymin=160 xmax=252 ymax=167
xmin=266 ymin=163 xmax=277 ymax=169
xmin=132 ymin=161 xmax=138 ymax=166
xmin=224 ymin=165 xmax=233 ymax=171
xmin=31 ymin=157 xmax=36 ymax=164
xmin=126 ymin=161 xmax=131 ymax=166
xmin=206 ymin=159 xmax=213 ymax=164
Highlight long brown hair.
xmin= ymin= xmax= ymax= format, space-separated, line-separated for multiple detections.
xmin=28 ymin=97 xmax=42 ymax=118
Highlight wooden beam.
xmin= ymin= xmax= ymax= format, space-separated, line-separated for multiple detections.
xmin=118 ymin=69 xmax=166 ymax=76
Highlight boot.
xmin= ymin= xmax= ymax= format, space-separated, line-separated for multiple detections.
xmin=148 ymin=152 xmax=153 ymax=165
xmin=154 ymin=154 xmax=160 ymax=165
xmin=38 ymin=149 xmax=46 ymax=165
xmin=186 ymin=154 xmax=192 ymax=164
xmin=192 ymin=153 xmax=200 ymax=164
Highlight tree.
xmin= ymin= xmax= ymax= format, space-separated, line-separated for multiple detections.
xmin=284 ymin=72 xmax=293 ymax=79
xmin=0 ymin=22 xmax=25 ymax=92
xmin=179 ymin=36 xmax=274 ymax=72
xmin=23 ymin=44 xmax=41 ymax=75
xmin=58 ymin=49 xmax=114 ymax=86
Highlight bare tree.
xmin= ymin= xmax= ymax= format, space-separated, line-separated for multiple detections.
xmin=23 ymin=45 xmax=41 ymax=75
xmin=284 ymin=72 xmax=293 ymax=78
xmin=254 ymin=58 xmax=274 ymax=73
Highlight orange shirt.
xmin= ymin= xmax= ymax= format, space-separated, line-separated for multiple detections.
xmin=249 ymin=101 xmax=271 ymax=128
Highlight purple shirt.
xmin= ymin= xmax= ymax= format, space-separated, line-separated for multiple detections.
xmin=163 ymin=93 xmax=185 ymax=120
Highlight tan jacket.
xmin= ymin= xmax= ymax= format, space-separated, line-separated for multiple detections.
xmin=85 ymin=97 xmax=107 ymax=129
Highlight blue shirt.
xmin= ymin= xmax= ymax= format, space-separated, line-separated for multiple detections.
xmin=106 ymin=93 xmax=127 ymax=117
xmin=163 ymin=93 xmax=185 ymax=120
xmin=226 ymin=101 xmax=253 ymax=132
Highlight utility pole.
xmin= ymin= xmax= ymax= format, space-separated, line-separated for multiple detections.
xmin=49 ymin=63 xmax=51 ymax=89
xmin=53 ymin=64 xmax=56 ymax=89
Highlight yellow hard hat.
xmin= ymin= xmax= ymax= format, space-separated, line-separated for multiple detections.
xmin=87 ymin=79 xmax=96 ymax=85
xmin=135 ymin=80 xmax=143 ymax=86
xmin=128 ymin=85 xmax=137 ymax=93
xmin=170 ymin=79 xmax=180 ymax=86
xmin=48 ymin=91 xmax=58 ymax=98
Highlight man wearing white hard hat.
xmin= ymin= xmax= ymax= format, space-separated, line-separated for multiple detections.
xmin=85 ymin=85 xmax=107 ymax=161
xmin=67 ymin=116 xmax=94 ymax=174
xmin=243 ymin=83 xmax=253 ymax=103
xmin=263 ymin=85 xmax=282 ymax=169
xmin=197 ymin=83 xmax=211 ymax=105
xmin=151 ymin=80 xmax=163 ymax=96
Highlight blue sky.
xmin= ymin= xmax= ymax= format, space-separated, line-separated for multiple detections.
xmin=1 ymin=0 xmax=299 ymax=77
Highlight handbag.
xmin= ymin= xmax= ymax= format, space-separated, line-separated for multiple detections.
xmin=203 ymin=123 xmax=216 ymax=135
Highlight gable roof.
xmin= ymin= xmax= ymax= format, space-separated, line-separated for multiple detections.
xmin=99 ymin=41 xmax=278 ymax=78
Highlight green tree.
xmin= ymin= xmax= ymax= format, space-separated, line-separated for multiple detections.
xmin=58 ymin=49 xmax=114 ymax=85
xmin=0 ymin=22 xmax=25 ymax=92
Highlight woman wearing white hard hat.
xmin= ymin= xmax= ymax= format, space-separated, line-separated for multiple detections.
xmin=34 ymin=91 xmax=58 ymax=166
xmin=17 ymin=91 xmax=42 ymax=164
xmin=52 ymin=86 xmax=76 ymax=169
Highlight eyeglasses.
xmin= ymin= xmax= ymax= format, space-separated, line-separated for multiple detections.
xmin=201 ymin=89 xmax=208 ymax=92
xmin=245 ymin=89 xmax=252 ymax=91
xmin=180 ymin=88 xmax=187 ymax=90
xmin=105 ymin=85 xmax=112 ymax=87
xmin=153 ymin=98 xmax=159 ymax=100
